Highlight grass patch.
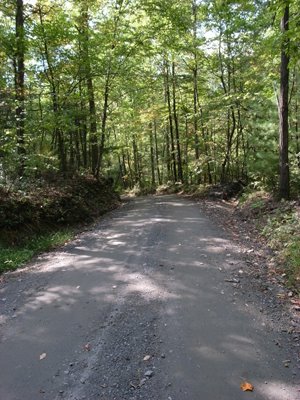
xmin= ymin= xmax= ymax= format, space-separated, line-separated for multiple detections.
xmin=0 ymin=229 xmax=73 ymax=274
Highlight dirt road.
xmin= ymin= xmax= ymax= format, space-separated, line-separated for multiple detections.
xmin=0 ymin=195 xmax=298 ymax=400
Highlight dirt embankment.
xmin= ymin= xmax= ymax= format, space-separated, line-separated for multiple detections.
xmin=0 ymin=176 xmax=120 ymax=244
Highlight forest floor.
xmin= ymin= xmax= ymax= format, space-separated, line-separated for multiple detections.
xmin=0 ymin=194 xmax=299 ymax=400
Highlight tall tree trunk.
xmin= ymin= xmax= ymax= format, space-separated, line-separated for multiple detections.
xmin=221 ymin=108 xmax=236 ymax=183
xmin=96 ymin=74 xmax=110 ymax=177
xmin=80 ymin=4 xmax=98 ymax=175
xmin=15 ymin=0 xmax=25 ymax=176
xmin=278 ymin=3 xmax=290 ymax=199
xmin=192 ymin=1 xmax=200 ymax=162
xmin=153 ymin=120 xmax=162 ymax=185
xmin=200 ymin=108 xmax=213 ymax=184
xmin=172 ymin=61 xmax=183 ymax=182
xmin=133 ymin=136 xmax=140 ymax=186
xmin=79 ymin=80 xmax=88 ymax=168
xmin=38 ymin=5 xmax=66 ymax=173
xmin=164 ymin=59 xmax=177 ymax=182
xmin=149 ymin=122 xmax=156 ymax=187
xmin=296 ymin=85 xmax=300 ymax=169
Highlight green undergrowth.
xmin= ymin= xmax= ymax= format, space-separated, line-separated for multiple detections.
xmin=0 ymin=175 xmax=120 ymax=274
xmin=262 ymin=206 xmax=300 ymax=290
xmin=238 ymin=191 xmax=300 ymax=291
xmin=0 ymin=229 xmax=73 ymax=273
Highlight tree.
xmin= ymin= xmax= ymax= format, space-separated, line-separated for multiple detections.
xmin=278 ymin=1 xmax=290 ymax=199
xmin=15 ymin=0 xmax=25 ymax=176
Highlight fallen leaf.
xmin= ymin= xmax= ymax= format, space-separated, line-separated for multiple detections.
xmin=39 ymin=353 xmax=47 ymax=360
xmin=240 ymin=381 xmax=254 ymax=392
xmin=84 ymin=343 xmax=91 ymax=351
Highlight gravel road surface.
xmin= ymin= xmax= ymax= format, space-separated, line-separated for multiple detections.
xmin=0 ymin=195 xmax=299 ymax=400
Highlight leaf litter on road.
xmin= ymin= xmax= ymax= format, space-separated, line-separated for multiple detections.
xmin=240 ymin=381 xmax=254 ymax=392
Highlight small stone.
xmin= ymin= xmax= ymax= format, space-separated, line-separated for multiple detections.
xmin=161 ymin=353 xmax=166 ymax=359
xmin=144 ymin=370 xmax=154 ymax=378
xmin=139 ymin=378 xmax=147 ymax=386
xmin=143 ymin=355 xmax=151 ymax=361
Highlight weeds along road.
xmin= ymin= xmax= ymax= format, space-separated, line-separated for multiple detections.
xmin=0 ymin=195 xmax=298 ymax=400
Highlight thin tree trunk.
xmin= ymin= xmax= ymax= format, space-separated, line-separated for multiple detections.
xmin=149 ymin=123 xmax=156 ymax=187
xmin=200 ymin=108 xmax=212 ymax=184
xmin=133 ymin=137 xmax=139 ymax=185
xmin=192 ymin=1 xmax=200 ymax=163
xmin=96 ymin=75 xmax=110 ymax=177
xmin=221 ymin=108 xmax=236 ymax=183
xmin=296 ymin=91 xmax=300 ymax=168
xmin=172 ymin=61 xmax=183 ymax=182
xmin=153 ymin=120 xmax=162 ymax=185
xmin=80 ymin=4 xmax=98 ymax=175
xmin=38 ymin=5 xmax=66 ymax=173
xmin=164 ymin=59 xmax=177 ymax=182
xmin=15 ymin=0 xmax=26 ymax=176
xmin=79 ymin=80 xmax=88 ymax=168
xmin=278 ymin=3 xmax=290 ymax=199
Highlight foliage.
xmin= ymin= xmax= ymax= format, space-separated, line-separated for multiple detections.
xmin=0 ymin=175 xmax=120 ymax=244
xmin=262 ymin=203 xmax=300 ymax=289
xmin=0 ymin=0 xmax=300 ymax=280
xmin=0 ymin=230 xmax=73 ymax=273
xmin=0 ymin=0 xmax=299 ymax=195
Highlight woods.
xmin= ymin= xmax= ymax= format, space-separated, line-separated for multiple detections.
xmin=0 ymin=0 xmax=299 ymax=197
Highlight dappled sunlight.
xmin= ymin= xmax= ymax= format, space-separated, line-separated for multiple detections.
xmin=255 ymin=380 xmax=299 ymax=399
xmin=196 ymin=345 xmax=227 ymax=361
xmin=1 ymin=195 xmax=297 ymax=400
xmin=22 ymin=285 xmax=79 ymax=312
xmin=222 ymin=336 xmax=257 ymax=362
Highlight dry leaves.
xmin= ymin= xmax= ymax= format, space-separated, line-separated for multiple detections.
xmin=240 ymin=381 xmax=254 ymax=392
xmin=84 ymin=343 xmax=91 ymax=351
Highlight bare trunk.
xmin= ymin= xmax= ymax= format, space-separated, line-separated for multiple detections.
xmin=38 ymin=5 xmax=66 ymax=173
xmin=172 ymin=61 xmax=183 ymax=182
xmin=278 ymin=3 xmax=290 ymax=199
xmin=149 ymin=123 xmax=156 ymax=187
xmin=15 ymin=0 xmax=26 ymax=176
xmin=80 ymin=4 xmax=98 ymax=175
xmin=153 ymin=120 xmax=162 ymax=185
xmin=164 ymin=59 xmax=177 ymax=182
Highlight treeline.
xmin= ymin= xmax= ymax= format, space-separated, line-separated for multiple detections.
xmin=0 ymin=0 xmax=299 ymax=198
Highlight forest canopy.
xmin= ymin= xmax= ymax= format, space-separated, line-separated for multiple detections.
xmin=0 ymin=0 xmax=299 ymax=198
